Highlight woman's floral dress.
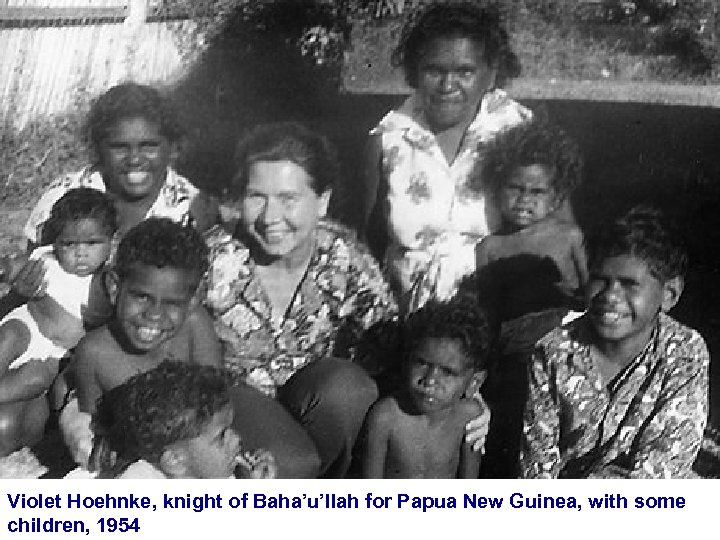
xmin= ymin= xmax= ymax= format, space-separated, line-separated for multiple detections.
xmin=371 ymin=89 xmax=531 ymax=312
xmin=203 ymin=220 xmax=398 ymax=397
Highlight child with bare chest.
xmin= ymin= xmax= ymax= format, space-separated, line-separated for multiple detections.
xmin=58 ymin=218 xmax=218 ymax=468
xmin=74 ymin=218 xmax=218 ymax=415
xmin=468 ymin=118 xmax=587 ymax=477
xmin=361 ymin=297 xmax=490 ymax=478
xmin=473 ymin=118 xmax=587 ymax=325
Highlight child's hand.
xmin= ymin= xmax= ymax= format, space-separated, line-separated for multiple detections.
xmin=11 ymin=258 xmax=47 ymax=299
xmin=236 ymin=449 xmax=278 ymax=479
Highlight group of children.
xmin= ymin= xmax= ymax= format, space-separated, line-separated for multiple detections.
xmin=0 ymin=71 xmax=710 ymax=479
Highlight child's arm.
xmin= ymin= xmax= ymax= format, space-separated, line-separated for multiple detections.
xmin=474 ymin=236 xmax=496 ymax=270
xmin=598 ymin=332 xmax=710 ymax=479
xmin=74 ymin=339 xmax=102 ymax=414
xmin=457 ymin=400 xmax=483 ymax=479
xmin=360 ymin=398 xmax=394 ymax=479
xmin=185 ymin=304 xmax=221 ymax=367
xmin=520 ymin=347 xmax=562 ymax=479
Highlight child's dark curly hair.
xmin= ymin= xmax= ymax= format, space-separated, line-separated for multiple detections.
xmin=392 ymin=2 xmax=520 ymax=89
xmin=473 ymin=117 xmax=583 ymax=199
xmin=586 ymin=205 xmax=688 ymax=282
xmin=231 ymin=122 xmax=338 ymax=198
xmin=85 ymin=82 xmax=183 ymax=156
xmin=404 ymin=296 xmax=491 ymax=371
xmin=114 ymin=217 xmax=208 ymax=286
xmin=41 ymin=187 xmax=118 ymax=245
xmin=92 ymin=362 xmax=232 ymax=472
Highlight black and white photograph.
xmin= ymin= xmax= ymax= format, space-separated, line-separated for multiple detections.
xmin=0 ymin=0 xmax=719 ymax=483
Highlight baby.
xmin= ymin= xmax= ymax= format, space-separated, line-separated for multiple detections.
xmin=361 ymin=296 xmax=490 ymax=478
xmin=0 ymin=187 xmax=115 ymax=466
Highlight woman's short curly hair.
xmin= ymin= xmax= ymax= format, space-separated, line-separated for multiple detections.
xmin=92 ymin=362 xmax=232 ymax=469
xmin=586 ymin=205 xmax=688 ymax=282
xmin=85 ymin=82 xmax=184 ymax=156
xmin=114 ymin=217 xmax=209 ymax=287
xmin=392 ymin=2 xmax=521 ymax=88
xmin=473 ymin=117 xmax=583 ymax=199
xmin=230 ymin=122 xmax=338 ymax=197
xmin=41 ymin=187 xmax=118 ymax=245
xmin=403 ymin=295 xmax=491 ymax=371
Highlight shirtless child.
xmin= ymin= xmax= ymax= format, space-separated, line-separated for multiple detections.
xmin=74 ymin=217 xmax=218 ymax=415
xmin=473 ymin=117 xmax=587 ymax=327
xmin=469 ymin=118 xmax=587 ymax=477
xmin=67 ymin=218 xmax=318 ymax=478
xmin=361 ymin=297 xmax=490 ymax=478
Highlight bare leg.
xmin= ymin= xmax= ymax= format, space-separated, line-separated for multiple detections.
xmin=0 ymin=395 xmax=49 ymax=457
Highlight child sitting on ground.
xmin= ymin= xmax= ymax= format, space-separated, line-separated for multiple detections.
xmin=62 ymin=217 xmax=219 ymax=467
xmin=0 ymin=188 xmax=116 ymax=476
xmin=522 ymin=205 xmax=709 ymax=478
xmin=467 ymin=118 xmax=587 ymax=477
xmin=88 ymin=361 xmax=275 ymax=479
xmin=361 ymin=296 xmax=490 ymax=478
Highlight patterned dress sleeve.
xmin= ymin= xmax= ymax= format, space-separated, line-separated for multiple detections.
xmin=521 ymin=345 xmax=562 ymax=478
xmin=622 ymin=330 xmax=710 ymax=479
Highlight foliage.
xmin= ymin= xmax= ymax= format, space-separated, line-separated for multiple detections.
xmin=0 ymin=113 xmax=88 ymax=210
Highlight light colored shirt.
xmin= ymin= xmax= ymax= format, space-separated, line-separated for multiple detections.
xmin=521 ymin=313 xmax=710 ymax=479
xmin=372 ymin=89 xmax=531 ymax=311
xmin=24 ymin=166 xmax=201 ymax=244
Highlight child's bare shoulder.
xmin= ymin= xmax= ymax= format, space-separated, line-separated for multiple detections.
xmin=74 ymin=326 xmax=121 ymax=368
xmin=548 ymin=217 xmax=582 ymax=239
xmin=367 ymin=396 xmax=403 ymax=426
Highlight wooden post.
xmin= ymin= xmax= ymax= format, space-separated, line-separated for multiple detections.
xmin=126 ymin=0 xmax=148 ymax=27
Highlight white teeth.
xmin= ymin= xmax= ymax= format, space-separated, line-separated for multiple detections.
xmin=600 ymin=312 xmax=622 ymax=324
xmin=126 ymin=172 xmax=149 ymax=183
xmin=137 ymin=327 xmax=161 ymax=341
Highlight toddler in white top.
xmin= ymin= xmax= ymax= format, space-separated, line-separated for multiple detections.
xmin=0 ymin=187 xmax=116 ymax=464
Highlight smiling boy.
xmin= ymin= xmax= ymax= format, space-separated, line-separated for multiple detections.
xmin=521 ymin=206 xmax=709 ymax=478
xmin=74 ymin=217 xmax=219 ymax=415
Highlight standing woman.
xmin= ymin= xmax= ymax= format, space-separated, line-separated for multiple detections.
xmin=363 ymin=3 xmax=531 ymax=313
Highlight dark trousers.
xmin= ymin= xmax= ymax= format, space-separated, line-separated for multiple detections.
xmin=278 ymin=357 xmax=378 ymax=478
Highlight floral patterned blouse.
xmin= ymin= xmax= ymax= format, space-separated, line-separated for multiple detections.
xmin=24 ymin=166 xmax=204 ymax=244
xmin=203 ymin=221 xmax=398 ymax=397
xmin=521 ymin=313 xmax=709 ymax=479
xmin=371 ymin=89 xmax=531 ymax=312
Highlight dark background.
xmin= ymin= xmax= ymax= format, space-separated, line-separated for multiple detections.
xmin=321 ymin=94 xmax=720 ymax=428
